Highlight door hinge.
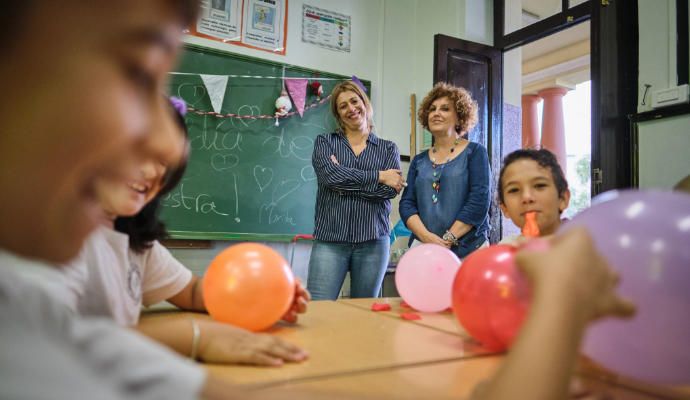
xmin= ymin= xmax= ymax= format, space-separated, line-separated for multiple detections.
xmin=593 ymin=168 xmax=603 ymax=192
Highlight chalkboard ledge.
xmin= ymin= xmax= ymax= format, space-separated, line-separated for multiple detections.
xmin=161 ymin=239 xmax=212 ymax=249
xmin=167 ymin=231 xmax=309 ymax=243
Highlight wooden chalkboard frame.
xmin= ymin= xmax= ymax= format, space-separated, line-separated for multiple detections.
xmin=164 ymin=44 xmax=371 ymax=242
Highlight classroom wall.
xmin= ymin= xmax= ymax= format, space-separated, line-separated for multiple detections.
xmin=635 ymin=1 xmax=690 ymax=189
xmin=173 ymin=0 xmax=494 ymax=282
xmin=637 ymin=114 xmax=690 ymax=189
xmin=184 ymin=0 xmax=386 ymax=131
xmin=500 ymin=0 xmax=523 ymax=239
xmin=637 ymin=0 xmax=677 ymax=114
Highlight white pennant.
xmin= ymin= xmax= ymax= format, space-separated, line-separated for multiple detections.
xmin=200 ymin=74 xmax=229 ymax=114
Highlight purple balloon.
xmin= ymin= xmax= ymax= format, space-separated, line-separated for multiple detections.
xmin=564 ymin=190 xmax=690 ymax=384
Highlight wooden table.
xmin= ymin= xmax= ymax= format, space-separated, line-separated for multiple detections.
xmin=204 ymin=300 xmax=492 ymax=386
xmin=339 ymin=297 xmax=468 ymax=338
xmin=142 ymin=298 xmax=689 ymax=399
xmin=262 ymin=357 xmax=680 ymax=400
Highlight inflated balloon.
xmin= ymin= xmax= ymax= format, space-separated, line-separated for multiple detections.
xmin=395 ymin=244 xmax=461 ymax=312
xmin=565 ymin=190 xmax=690 ymax=384
xmin=487 ymin=259 xmax=531 ymax=348
xmin=452 ymin=244 xmax=530 ymax=351
xmin=203 ymin=243 xmax=295 ymax=331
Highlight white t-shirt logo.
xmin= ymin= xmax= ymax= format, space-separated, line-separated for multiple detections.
xmin=126 ymin=258 xmax=142 ymax=303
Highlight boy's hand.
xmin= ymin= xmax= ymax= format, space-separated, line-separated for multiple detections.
xmin=281 ymin=279 xmax=310 ymax=324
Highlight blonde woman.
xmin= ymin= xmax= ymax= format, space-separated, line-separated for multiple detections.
xmin=307 ymin=81 xmax=403 ymax=300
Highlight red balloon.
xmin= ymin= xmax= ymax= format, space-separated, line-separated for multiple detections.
xmin=203 ymin=243 xmax=295 ymax=331
xmin=452 ymin=244 xmax=530 ymax=351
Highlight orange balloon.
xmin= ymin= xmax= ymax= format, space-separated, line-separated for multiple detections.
xmin=203 ymin=243 xmax=295 ymax=331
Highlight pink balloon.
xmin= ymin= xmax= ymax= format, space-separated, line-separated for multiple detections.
xmin=395 ymin=244 xmax=461 ymax=312
xmin=565 ymin=190 xmax=690 ymax=384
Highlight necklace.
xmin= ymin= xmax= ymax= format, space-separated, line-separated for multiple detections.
xmin=430 ymin=139 xmax=460 ymax=204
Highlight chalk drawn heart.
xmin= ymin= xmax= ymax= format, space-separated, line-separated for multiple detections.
xmin=237 ymin=105 xmax=262 ymax=127
xmin=253 ymin=165 xmax=273 ymax=192
xmin=300 ymin=165 xmax=317 ymax=182
xmin=271 ymin=179 xmax=301 ymax=205
xmin=211 ymin=153 xmax=239 ymax=171
xmin=176 ymin=83 xmax=208 ymax=109
xmin=290 ymin=136 xmax=314 ymax=161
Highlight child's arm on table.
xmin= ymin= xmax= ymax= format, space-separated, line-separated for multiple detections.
xmin=136 ymin=316 xmax=308 ymax=366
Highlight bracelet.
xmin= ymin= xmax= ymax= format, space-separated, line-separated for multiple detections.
xmin=189 ymin=318 xmax=201 ymax=361
xmin=442 ymin=230 xmax=459 ymax=246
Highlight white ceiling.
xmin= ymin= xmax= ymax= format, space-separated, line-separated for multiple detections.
xmin=521 ymin=20 xmax=590 ymax=61
xmin=522 ymin=0 xmax=561 ymax=21
xmin=521 ymin=0 xmax=588 ymax=20
xmin=519 ymin=0 xmax=590 ymax=30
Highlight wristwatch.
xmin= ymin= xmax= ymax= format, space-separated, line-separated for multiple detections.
xmin=442 ymin=230 xmax=459 ymax=246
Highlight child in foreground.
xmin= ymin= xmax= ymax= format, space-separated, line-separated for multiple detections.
xmin=60 ymin=97 xmax=310 ymax=366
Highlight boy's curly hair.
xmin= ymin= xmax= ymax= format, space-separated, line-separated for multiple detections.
xmin=417 ymin=82 xmax=478 ymax=136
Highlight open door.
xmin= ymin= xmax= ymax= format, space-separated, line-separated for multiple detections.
xmin=434 ymin=34 xmax=503 ymax=243
xmin=590 ymin=0 xmax=638 ymax=195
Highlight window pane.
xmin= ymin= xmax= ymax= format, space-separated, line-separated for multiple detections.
xmin=569 ymin=0 xmax=589 ymax=7
xmin=505 ymin=0 xmax=562 ymax=34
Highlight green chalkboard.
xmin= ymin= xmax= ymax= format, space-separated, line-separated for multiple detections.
xmin=160 ymin=45 xmax=369 ymax=241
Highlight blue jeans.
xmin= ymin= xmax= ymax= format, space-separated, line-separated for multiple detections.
xmin=307 ymin=237 xmax=390 ymax=300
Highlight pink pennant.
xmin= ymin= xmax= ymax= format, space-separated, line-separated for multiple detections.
xmin=285 ymin=78 xmax=308 ymax=117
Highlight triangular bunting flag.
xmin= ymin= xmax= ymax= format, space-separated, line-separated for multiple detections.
xmin=285 ymin=78 xmax=308 ymax=117
xmin=351 ymin=75 xmax=367 ymax=93
xmin=200 ymin=74 xmax=229 ymax=114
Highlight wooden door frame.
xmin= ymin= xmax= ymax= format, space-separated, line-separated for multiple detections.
xmin=590 ymin=1 xmax=639 ymax=194
xmin=493 ymin=0 xmax=650 ymax=195
xmin=494 ymin=0 xmax=591 ymax=51
xmin=434 ymin=34 xmax=504 ymax=243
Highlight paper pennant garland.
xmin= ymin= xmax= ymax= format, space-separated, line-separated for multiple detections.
xmin=351 ymin=75 xmax=367 ymax=93
xmin=200 ymin=74 xmax=229 ymax=114
xmin=285 ymin=78 xmax=308 ymax=117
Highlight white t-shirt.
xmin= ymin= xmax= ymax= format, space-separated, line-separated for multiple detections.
xmin=67 ymin=226 xmax=193 ymax=326
xmin=0 ymin=250 xmax=205 ymax=400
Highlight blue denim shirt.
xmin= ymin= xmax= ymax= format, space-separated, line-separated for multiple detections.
xmin=399 ymin=142 xmax=491 ymax=258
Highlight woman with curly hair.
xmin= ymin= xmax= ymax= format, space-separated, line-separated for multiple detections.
xmin=399 ymin=82 xmax=492 ymax=258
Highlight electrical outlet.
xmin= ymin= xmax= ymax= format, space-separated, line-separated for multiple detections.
xmin=652 ymin=84 xmax=689 ymax=108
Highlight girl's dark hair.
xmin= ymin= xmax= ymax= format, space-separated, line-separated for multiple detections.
xmin=114 ymin=99 xmax=190 ymax=253
xmin=498 ymin=148 xmax=569 ymax=205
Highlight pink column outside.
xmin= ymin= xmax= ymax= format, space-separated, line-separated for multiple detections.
xmin=538 ymin=87 xmax=569 ymax=171
xmin=521 ymin=94 xmax=541 ymax=149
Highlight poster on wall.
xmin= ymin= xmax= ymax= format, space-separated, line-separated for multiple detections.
xmin=241 ymin=0 xmax=287 ymax=54
xmin=302 ymin=4 xmax=351 ymax=53
xmin=194 ymin=0 xmax=243 ymax=42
